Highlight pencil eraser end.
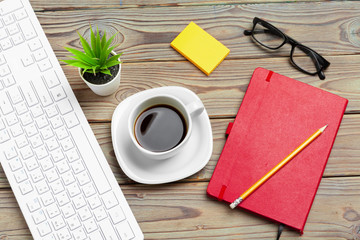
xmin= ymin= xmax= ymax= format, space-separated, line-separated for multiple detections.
xmin=171 ymin=21 xmax=230 ymax=76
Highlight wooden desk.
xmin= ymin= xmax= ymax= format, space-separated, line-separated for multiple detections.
xmin=1 ymin=0 xmax=360 ymax=239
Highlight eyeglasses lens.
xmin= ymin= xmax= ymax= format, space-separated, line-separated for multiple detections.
xmin=252 ymin=22 xmax=285 ymax=49
xmin=291 ymin=45 xmax=317 ymax=74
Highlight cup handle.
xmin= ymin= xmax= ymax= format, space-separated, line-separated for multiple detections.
xmin=186 ymin=101 xmax=204 ymax=117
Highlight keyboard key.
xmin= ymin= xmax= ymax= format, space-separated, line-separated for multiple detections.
xmin=57 ymin=160 xmax=70 ymax=174
xmin=4 ymin=145 xmax=17 ymax=159
xmin=43 ymin=70 xmax=59 ymax=88
xmin=64 ymin=112 xmax=80 ymax=128
xmin=99 ymin=219 xmax=118 ymax=240
xmin=37 ymin=222 xmax=52 ymax=237
xmin=50 ymin=177 xmax=64 ymax=194
xmin=83 ymin=183 xmax=96 ymax=197
xmin=8 ymin=157 xmax=22 ymax=171
xmin=66 ymin=149 xmax=80 ymax=163
xmin=45 ymin=168 xmax=59 ymax=183
xmin=7 ymin=23 xmax=19 ymax=35
xmin=0 ymin=38 xmax=12 ymax=50
xmin=15 ymin=134 xmax=29 ymax=148
xmin=0 ymin=119 xmax=4 ymax=129
xmin=78 ymin=206 xmax=92 ymax=221
xmin=46 ymin=203 xmax=61 ymax=218
xmin=51 ymin=86 xmax=66 ymax=101
xmin=27 ymin=197 xmax=41 ymax=212
xmin=0 ymin=129 xmax=10 ymax=143
xmin=60 ymin=202 xmax=75 ymax=218
xmin=29 ymin=134 xmax=43 ymax=148
xmin=46 ymin=137 xmax=59 ymax=151
xmin=32 ymin=76 xmax=53 ymax=107
xmin=28 ymin=38 xmax=42 ymax=51
xmin=93 ymin=206 xmax=107 ymax=222
xmin=33 ymin=48 xmax=47 ymax=61
xmin=15 ymin=102 xmax=28 ymax=115
xmin=55 ymin=127 xmax=69 ymax=141
xmin=41 ymin=191 xmax=55 ymax=206
xmin=30 ymin=168 xmax=45 ymax=183
xmin=52 ymin=215 xmax=66 ymax=231
xmin=35 ymin=115 xmax=49 ymax=129
xmin=19 ymin=18 xmax=37 ymax=40
xmin=51 ymin=148 xmax=64 ymax=162
xmin=19 ymin=112 xmax=32 ymax=125
xmin=21 ymin=53 xmax=34 ymax=66
xmin=67 ymin=215 xmax=81 ymax=231
xmin=19 ymin=180 xmax=33 ymax=194
xmin=34 ymin=145 xmax=48 ymax=159
xmin=102 ymin=192 xmax=119 ymax=210
xmin=24 ymin=123 xmax=38 ymax=137
xmin=50 ymin=115 xmax=63 ymax=129
xmin=14 ymin=9 xmax=27 ymax=21
xmin=60 ymin=137 xmax=73 ymax=151
xmin=25 ymin=157 xmax=39 ymax=171
xmin=45 ymin=105 xmax=58 ymax=118
xmin=14 ymin=169 xmax=28 ymax=183
xmin=39 ymin=156 xmax=53 ymax=171
xmin=21 ymin=81 xmax=38 ymax=106
xmin=3 ymin=75 xmax=15 ymax=87
xmin=0 ymin=55 xmax=6 ymax=65
xmin=38 ymin=58 xmax=52 ymax=72
xmin=88 ymin=195 xmax=102 ymax=210
xmin=62 ymin=171 xmax=75 ymax=185
xmin=0 ymin=1 xmax=23 ymax=15
xmin=58 ymin=99 xmax=73 ymax=115
xmin=3 ymin=14 xmax=15 ymax=25
xmin=115 ymin=220 xmax=135 ymax=240
xmin=36 ymin=180 xmax=50 ymax=194
xmin=89 ymin=230 xmax=103 ymax=240
xmin=30 ymin=104 xmax=44 ymax=118
xmin=8 ymin=86 xmax=22 ymax=103
xmin=11 ymin=32 xmax=24 ymax=45
xmin=67 ymin=182 xmax=81 ymax=197
xmin=109 ymin=206 xmax=126 ymax=224
xmin=76 ymin=171 xmax=91 ymax=186
xmin=10 ymin=123 xmax=23 ymax=137
xmin=40 ymin=126 xmax=53 ymax=140
xmin=32 ymin=209 xmax=46 ymax=224
xmin=19 ymin=145 xmax=33 ymax=159
xmin=0 ymin=28 xmax=7 ymax=40
xmin=55 ymin=191 xmax=70 ymax=206
xmin=0 ymin=92 xmax=13 ymax=114
xmin=73 ymin=227 xmax=87 ymax=240
xmin=83 ymin=218 xmax=98 ymax=233
xmin=5 ymin=112 xmax=18 ymax=125
xmin=73 ymin=194 xmax=87 ymax=209
xmin=57 ymin=228 xmax=71 ymax=240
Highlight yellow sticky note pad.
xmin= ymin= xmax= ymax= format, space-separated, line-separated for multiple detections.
xmin=171 ymin=22 xmax=230 ymax=76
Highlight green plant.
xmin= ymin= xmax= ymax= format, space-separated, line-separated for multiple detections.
xmin=62 ymin=25 xmax=122 ymax=76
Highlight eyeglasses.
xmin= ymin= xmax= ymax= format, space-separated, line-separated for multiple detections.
xmin=244 ymin=17 xmax=330 ymax=80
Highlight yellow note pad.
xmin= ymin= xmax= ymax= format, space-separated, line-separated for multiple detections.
xmin=171 ymin=22 xmax=230 ymax=76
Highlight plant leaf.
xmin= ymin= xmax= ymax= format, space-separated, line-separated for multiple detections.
xmin=105 ymin=60 xmax=121 ymax=68
xmin=106 ymin=54 xmax=121 ymax=63
xmin=96 ymin=26 xmax=101 ymax=57
xmin=64 ymin=47 xmax=98 ymax=66
xmin=61 ymin=59 xmax=92 ymax=69
xmin=100 ymin=69 xmax=111 ymax=75
xmin=78 ymin=31 xmax=94 ymax=57
xmin=90 ymin=24 xmax=96 ymax=56
xmin=101 ymin=30 xmax=107 ymax=49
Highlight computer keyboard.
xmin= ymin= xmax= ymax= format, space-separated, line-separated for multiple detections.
xmin=0 ymin=0 xmax=144 ymax=239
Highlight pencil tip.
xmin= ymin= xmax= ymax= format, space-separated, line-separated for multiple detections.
xmin=320 ymin=124 xmax=328 ymax=132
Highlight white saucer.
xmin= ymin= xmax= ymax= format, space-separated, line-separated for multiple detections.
xmin=111 ymin=86 xmax=213 ymax=184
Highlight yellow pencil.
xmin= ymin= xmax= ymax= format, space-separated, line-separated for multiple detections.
xmin=230 ymin=124 xmax=328 ymax=209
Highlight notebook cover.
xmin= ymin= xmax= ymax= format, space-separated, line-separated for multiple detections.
xmin=170 ymin=21 xmax=230 ymax=76
xmin=207 ymin=67 xmax=348 ymax=233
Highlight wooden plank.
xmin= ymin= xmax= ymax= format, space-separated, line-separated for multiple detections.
xmin=29 ymin=0 xmax=328 ymax=11
xmin=0 ymin=177 xmax=359 ymax=239
xmin=36 ymin=2 xmax=360 ymax=62
xmin=1 ymin=114 xmax=359 ymax=188
xmin=58 ymin=55 xmax=360 ymax=121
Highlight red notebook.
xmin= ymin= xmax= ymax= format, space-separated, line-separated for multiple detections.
xmin=207 ymin=67 xmax=348 ymax=233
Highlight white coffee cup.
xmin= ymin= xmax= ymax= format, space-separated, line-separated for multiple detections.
xmin=128 ymin=94 xmax=204 ymax=160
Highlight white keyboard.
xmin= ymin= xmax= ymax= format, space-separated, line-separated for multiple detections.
xmin=0 ymin=0 xmax=144 ymax=239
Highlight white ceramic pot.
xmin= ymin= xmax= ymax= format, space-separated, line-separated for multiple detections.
xmin=79 ymin=51 xmax=121 ymax=96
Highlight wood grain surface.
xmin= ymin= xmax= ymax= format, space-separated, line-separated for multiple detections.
xmin=0 ymin=0 xmax=359 ymax=239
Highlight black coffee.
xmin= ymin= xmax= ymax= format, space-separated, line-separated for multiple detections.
xmin=134 ymin=104 xmax=187 ymax=152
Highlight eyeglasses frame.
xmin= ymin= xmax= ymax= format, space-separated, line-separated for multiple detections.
xmin=244 ymin=17 xmax=330 ymax=80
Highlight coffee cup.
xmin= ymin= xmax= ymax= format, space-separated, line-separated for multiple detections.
xmin=128 ymin=94 xmax=204 ymax=160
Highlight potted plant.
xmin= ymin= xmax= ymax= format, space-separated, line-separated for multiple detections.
xmin=62 ymin=25 xmax=122 ymax=96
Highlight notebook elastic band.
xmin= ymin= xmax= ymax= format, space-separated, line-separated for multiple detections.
xmin=266 ymin=70 xmax=274 ymax=82
xmin=218 ymin=185 xmax=227 ymax=201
